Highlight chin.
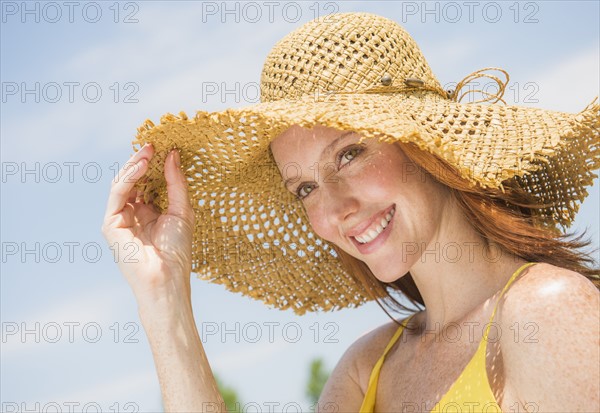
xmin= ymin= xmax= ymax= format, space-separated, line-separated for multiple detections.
xmin=370 ymin=266 xmax=406 ymax=284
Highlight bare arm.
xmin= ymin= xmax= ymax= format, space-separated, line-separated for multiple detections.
xmin=317 ymin=321 xmax=399 ymax=412
xmin=500 ymin=264 xmax=600 ymax=412
xmin=316 ymin=342 xmax=365 ymax=412
xmin=140 ymin=299 xmax=224 ymax=412
xmin=102 ymin=144 xmax=224 ymax=412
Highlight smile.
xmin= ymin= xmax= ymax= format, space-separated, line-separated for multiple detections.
xmin=347 ymin=204 xmax=396 ymax=254
xmin=354 ymin=206 xmax=395 ymax=244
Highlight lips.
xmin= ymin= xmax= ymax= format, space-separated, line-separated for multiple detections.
xmin=345 ymin=204 xmax=396 ymax=246
xmin=354 ymin=207 xmax=395 ymax=244
xmin=347 ymin=205 xmax=396 ymax=255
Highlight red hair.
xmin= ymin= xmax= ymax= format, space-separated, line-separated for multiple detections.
xmin=333 ymin=141 xmax=600 ymax=323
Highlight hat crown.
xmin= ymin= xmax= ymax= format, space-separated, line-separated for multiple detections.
xmin=260 ymin=12 xmax=442 ymax=102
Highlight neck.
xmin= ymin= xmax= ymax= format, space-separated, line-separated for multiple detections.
xmin=407 ymin=199 xmax=529 ymax=330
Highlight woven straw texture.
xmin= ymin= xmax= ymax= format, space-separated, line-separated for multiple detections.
xmin=132 ymin=13 xmax=600 ymax=315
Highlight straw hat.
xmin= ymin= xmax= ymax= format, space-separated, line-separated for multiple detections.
xmin=132 ymin=12 xmax=600 ymax=315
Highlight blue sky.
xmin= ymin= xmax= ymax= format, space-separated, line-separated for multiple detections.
xmin=1 ymin=1 xmax=599 ymax=412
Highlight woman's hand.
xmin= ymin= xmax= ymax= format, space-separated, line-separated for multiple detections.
xmin=101 ymin=144 xmax=196 ymax=311
xmin=102 ymin=144 xmax=226 ymax=412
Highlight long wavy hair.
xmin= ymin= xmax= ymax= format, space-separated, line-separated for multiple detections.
xmin=332 ymin=141 xmax=600 ymax=326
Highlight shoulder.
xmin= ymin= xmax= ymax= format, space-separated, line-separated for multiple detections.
xmin=497 ymin=263 xmax=600 ymax=410
xmin=335 ymin=314 xmax=417 ymax=391
xmin=317 ymin=315 xmax=417 ymax=411
xmin=499 ymin=262 xmax=599 ymax=321
xmin=345 ymin=314 xmax=419 ymax=390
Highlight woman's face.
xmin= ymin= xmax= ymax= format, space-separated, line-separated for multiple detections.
xmin=270 ymin=125 xmax=451 ymax=282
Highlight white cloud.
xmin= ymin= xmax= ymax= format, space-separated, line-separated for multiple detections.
xmin=210 ymin=340 xmax=287 ymax=372
xmin=3 ymin=2 xmax=295 ymax=161
xmin=527 ymin=47 xmax=599 ymax=112
xmin=1 ymin=283 xmax=131 ymax=357
xmin=45 ymin=369 xmax=161 ymax=411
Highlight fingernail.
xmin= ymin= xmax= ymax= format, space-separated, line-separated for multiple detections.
xmin=131 ymin=143 xmax=150 ymax=158
xmin=173 ymin=149 xmax=181 ymax=167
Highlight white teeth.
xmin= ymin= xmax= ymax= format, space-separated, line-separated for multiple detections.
xmin=354 ymin=207 xmax=395 ymax=245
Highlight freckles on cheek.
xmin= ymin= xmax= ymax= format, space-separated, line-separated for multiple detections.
xmin=357 ymin=162 xmax=398 ymax=196
xmin=305 ymin=207 xmax=334 ymax=241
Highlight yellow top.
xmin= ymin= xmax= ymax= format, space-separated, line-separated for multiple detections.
xmin=359 ymin=262 xmax=537 ymax=413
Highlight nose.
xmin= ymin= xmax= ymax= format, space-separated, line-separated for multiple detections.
xmin=321 ymin=178 xmax=359 ymax=225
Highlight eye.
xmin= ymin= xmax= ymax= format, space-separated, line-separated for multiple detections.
xmin=296 ymin=183 xmax=316 ymax=200
xmin=338 ymin=145 xmax=364 ymax=167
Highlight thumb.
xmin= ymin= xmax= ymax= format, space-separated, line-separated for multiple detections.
xmin=164 ymin=149 xmax=195 ymax=224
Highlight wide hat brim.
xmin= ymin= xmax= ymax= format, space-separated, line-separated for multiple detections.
xmin=133 ymin=90 xmax=600 ymax=315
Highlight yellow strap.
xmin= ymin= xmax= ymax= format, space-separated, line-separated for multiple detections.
xmin=359 ymin=263 xmax=536 ymax=412
xmin=359 ymin=314 xmax=416 ymax=413
xmin=483 ymin=262 xmax=537 ymax=341
xmin=431 ymin=262 xmax=537 ymax=411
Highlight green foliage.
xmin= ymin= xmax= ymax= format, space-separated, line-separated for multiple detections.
xmin=160 ymin=360 xmax=330 ymax=412
xmin=306 ymin=358 xmax=331 ymax=405
xmin=215 ymin=374 xmax=242 ymax=413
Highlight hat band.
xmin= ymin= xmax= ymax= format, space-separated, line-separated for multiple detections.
xmin=452 ymin=67 xmax=510 ymax=104
xmin=324 ymin=67 xmax=509 ymax=105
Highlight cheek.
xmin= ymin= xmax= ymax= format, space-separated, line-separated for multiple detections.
xmin=352 ymin=155 xmax=403 ymax=196
xmin=304 ymin=204 xmax=335 ymax=241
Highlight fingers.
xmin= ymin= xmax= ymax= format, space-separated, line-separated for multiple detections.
xmin=103 ymin=144 xmax=154 ymax=223
xmin=165 ymin=149 xmax=195 ymax=225
xmin=127 ymin=186 xmax=138 ymax=204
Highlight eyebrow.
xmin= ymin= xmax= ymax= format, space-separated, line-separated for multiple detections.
xmin=284 ymin=130 xmax=356 ymax=191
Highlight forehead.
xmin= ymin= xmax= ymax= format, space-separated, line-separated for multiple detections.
xmin=269 ymin=125 xmax=352 ymax=166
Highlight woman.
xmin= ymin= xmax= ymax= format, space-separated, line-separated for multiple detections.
xmin=102 ymin=12 xmax=600 ymax=412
